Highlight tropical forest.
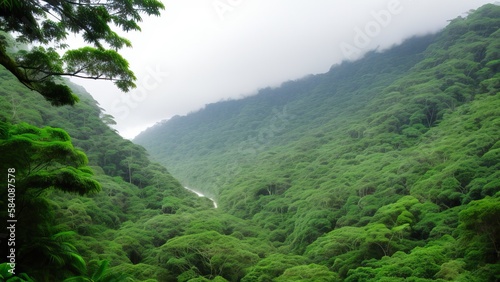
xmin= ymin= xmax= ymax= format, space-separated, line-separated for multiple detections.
xmin=1 ymin=1 xmax=500 ymax=282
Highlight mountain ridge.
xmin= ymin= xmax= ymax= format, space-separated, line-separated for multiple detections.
xmin=134 ymin=4 xmax=500 ymax=280
xmin=134 ymin=34 xmax=437 ymax=193
xmin=0 ymin=3 xmax=498 ymax=281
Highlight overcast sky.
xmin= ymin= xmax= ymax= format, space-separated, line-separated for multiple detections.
xmin=70 ymin=0 xmax=497 ymax=139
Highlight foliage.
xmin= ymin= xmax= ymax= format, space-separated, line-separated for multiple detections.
xmin=0 ymin=0 xmax=164 ymax=105
xmin=136 ymin=4 xmax=500 ymax=281
xmin=160 ymin=231 xmax=260 ymax=281
xmin=241 ymin=253 xmax=308 ymax=281
xmin=63 ymin=260 xmax=134 ymax=282
xmin=0 ymin=120 xmax=99 ymax=280
xmin=274 ymin=264 xmax=339 ymax=282
xmin=0 ymin=121 xmax=101 ymax=195
xmin=458 ymin=196 xmax=500 ymax=262
xmin=1 ymin=3 xmax=500 ymax=281
xmin=0 ymin=64 xmax=207 ymax=280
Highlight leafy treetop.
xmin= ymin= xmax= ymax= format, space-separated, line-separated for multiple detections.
xmin=0 ymin=0 xmax=165 ymax=106
xmin=0 ymin=121 xmax=101 ymax=196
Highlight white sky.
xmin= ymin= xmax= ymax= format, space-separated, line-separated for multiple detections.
xmin=69 ymin=0 xmax=497 ymax=139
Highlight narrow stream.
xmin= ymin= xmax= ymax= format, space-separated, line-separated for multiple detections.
xmin=184 ymin=187 xmax=218 ymax=208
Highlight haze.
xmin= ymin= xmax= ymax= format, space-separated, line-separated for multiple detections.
xmin=70 ymin=0 xmax=497 ymax=139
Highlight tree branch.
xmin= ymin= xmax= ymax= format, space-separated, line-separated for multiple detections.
xmin=0 ymin=46 xmax=39 ymax=91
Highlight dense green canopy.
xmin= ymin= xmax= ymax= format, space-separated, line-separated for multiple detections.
xmin=1 ymin=3 xmax=499 ymax=282
xmin=135 ymin=4 xmax=500 ymax=281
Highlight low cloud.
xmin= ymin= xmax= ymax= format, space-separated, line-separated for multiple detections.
xmin=72 ymin=0 xmax=497 ymax=139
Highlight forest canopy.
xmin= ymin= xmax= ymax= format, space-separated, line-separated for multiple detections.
xmin=0 ymin=3 xmax=499 ymax=282
xmin=135 ymin=4 xmax=500 ymax=281
xmin=0 ymin=0 xmax=164 ymax=105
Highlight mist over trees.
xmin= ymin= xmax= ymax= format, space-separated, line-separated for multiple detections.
xmin=137 ymin=4 xmax=500 ymax=281
xmin=0 ymin=3 xmax=499 ymax=282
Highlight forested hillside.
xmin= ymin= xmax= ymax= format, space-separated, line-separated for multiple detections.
xmin=0 ymin=37 xmax=266 ymax=280
xmin=135 ymin=4 xmax=500 ymax=281
xmin=0 ymin=3 xmax=499 ymax=282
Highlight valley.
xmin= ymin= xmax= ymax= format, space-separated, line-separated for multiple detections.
xmin=0 ymin=3 xmax=499 ymax=282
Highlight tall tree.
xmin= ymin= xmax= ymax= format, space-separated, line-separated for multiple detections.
xmin=0 ymin=0 xmax=164 ymax=105
xmin=0 ymin=121 xmax=101 ymax=280
xmin=0 ymin=122 xmax=101 ymax=199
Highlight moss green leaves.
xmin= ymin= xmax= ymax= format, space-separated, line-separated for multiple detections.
xmin=134 ymin=4 xmax=500 ymax=281
xmin=0 ymin=122 xmax=101 ymax=195
xmin=0 ymin=0 xmax=164 ymax=105
xmin=63 ymin=47 xmax=136 ymax=92
xmin=2 ymin=3 xmax=500 ymax=281
xmin=459 ymin=196 xmax=500 ymax=261
xmin=160 ymin=231 xmax=260 ymax=281
xmin=274 ymin=264 xmax=339 ymax=282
